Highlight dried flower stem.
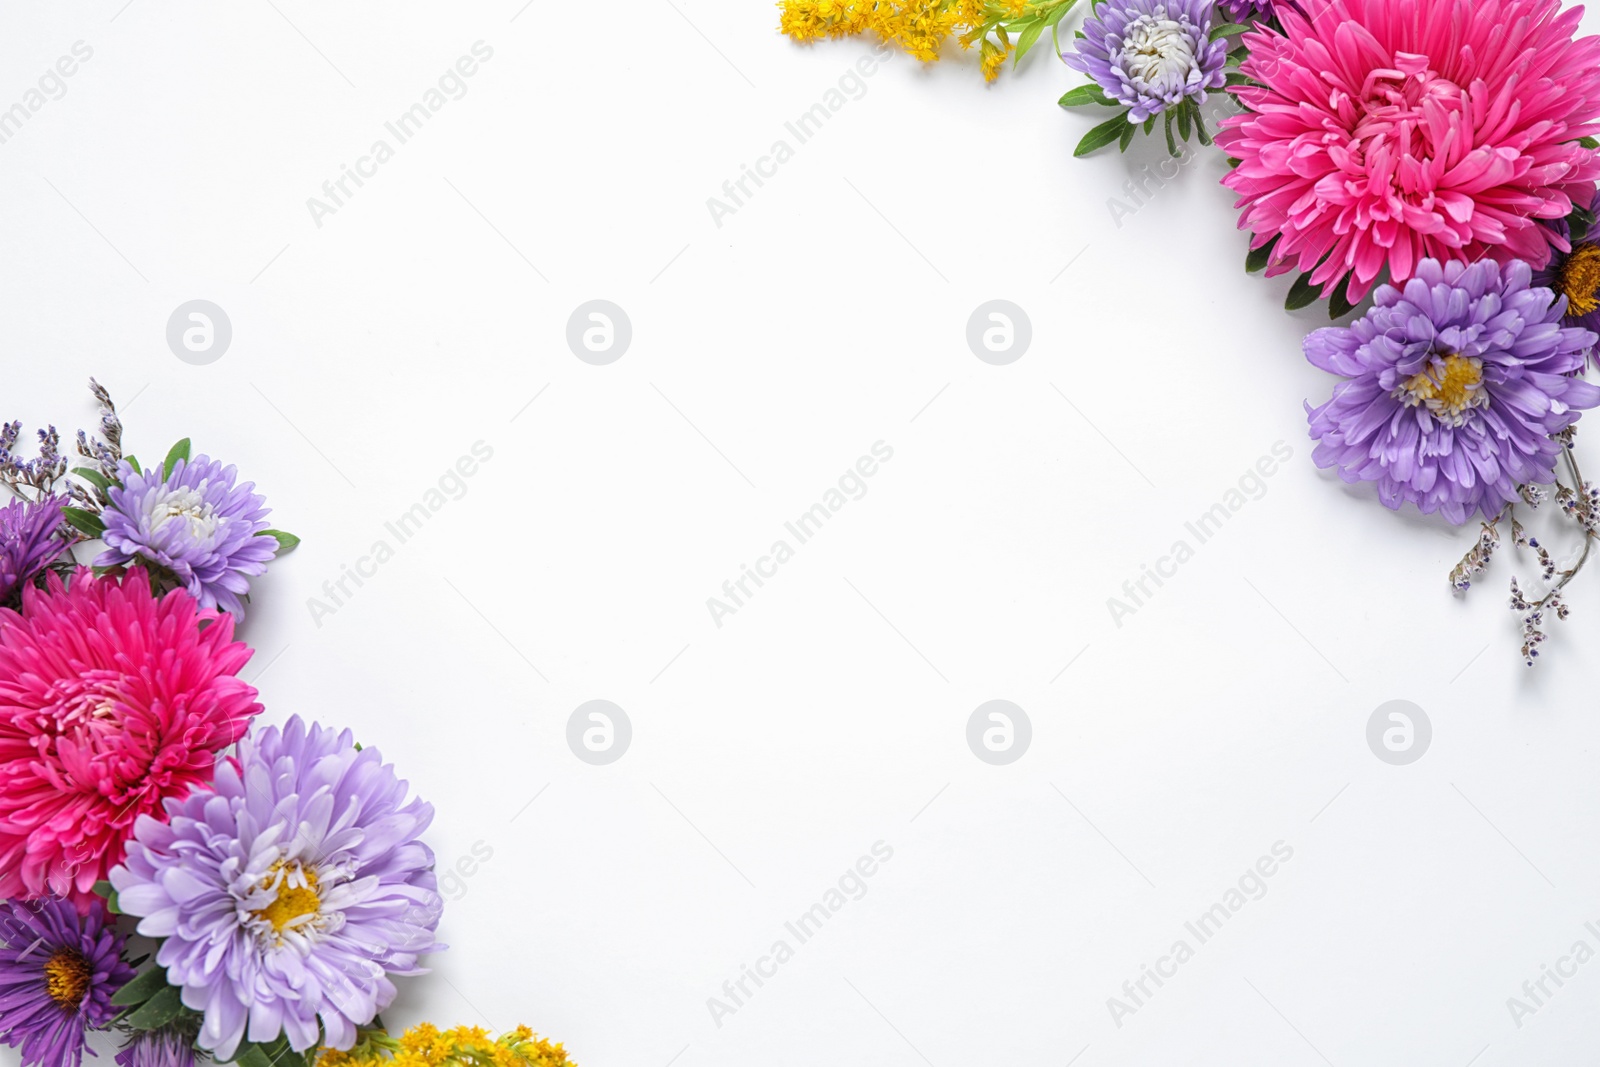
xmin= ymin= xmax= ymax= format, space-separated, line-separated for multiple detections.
xmin=1453 ymin=430 xmax=1598 ymax=664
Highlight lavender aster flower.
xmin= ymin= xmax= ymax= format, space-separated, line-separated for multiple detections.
xmin=0 ymin=897 xmax=133 ymax=1067
xmin=0 ymin=496 xmax=65 ymax=603
xmin=115 ymin=1031 xmax=196 ymax=1067
xmin=95 ymin=456 xmax=274 ymax=618
xmin=1306 ymin=258 xmax=1600 ymax=524
xmin=1063 ymin=0 xmax=1228 ymax=122
xmin=110 ymin=717 xmax=444 ymax=1060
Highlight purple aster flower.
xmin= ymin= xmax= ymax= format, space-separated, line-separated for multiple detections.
xmin=0 ymin=496 xmax=65 ymax=603
xmin=0 ymin=897 xmax=133 ymax=1067
xmin=110 ymin=717 xmax=443 ymax=1060
xmin=1305 ymin=258 xmax=1600 ymax=524
xmin=115 ymin=1031 xmax=195 ymax=1067
xmin=1063 ymin=0 xmax=1228 ymax=123
xmin=1533 ymin=184 xmax=1600 ymax=347
xmin=95 ymin=456 xmax=274 ymax=618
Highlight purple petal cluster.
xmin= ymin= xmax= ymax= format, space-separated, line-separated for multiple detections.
xmin=1214 ymin=0 xmax=1276 ymax=21
xmin=0 ymin=496 xmax=65 ymax=604
xmin=0 ymin=897 xmax=132 ymax=1067
xmin=1305 ymin=258 xmax=1600 ymax=524
xmin=110 ymin=717 xmax=443 ymax=1060
xmin=95 ymin=456 xmax=274 ymax=618
xmin=1063 ymin=0 xmax=1228 ymax=123
xmin=115 ymin=1031 xmax=195 ymax=1067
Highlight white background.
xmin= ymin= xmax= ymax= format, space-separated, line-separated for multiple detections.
xmin=4 ymin=2 xmax=1600 ymax=1064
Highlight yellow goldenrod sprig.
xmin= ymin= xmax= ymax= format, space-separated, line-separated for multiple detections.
xmin=777 ymin=0 xmax=1080 ymax=81
xmin=316 ymin=1025 xmax=575 ymax=1067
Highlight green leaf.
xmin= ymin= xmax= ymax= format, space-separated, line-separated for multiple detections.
xmin=1176 ymin=100 xmax=1192 ymax=142
xmin=61 ymin=507 xmax=106 ymax=538
xmin=230 ymin=1039 xmax=304 ymax=1067
xmin=261 ymin=529 xmax=300 ymax=555
xmin=1013 ymin=18 xmax=1045 ymax=63
xmin=1163 ymin=109 xmax=1178 ymax=155
xmin=1118 ymin=118 xmax=1137 ymax=151
xmin=91 ymin=879 xmax=121 ymax=914
xmin=1209 ymin=21 xmax=1250 ymax=37
xmin=1042 ymin=0 xmax=1076 ymax=27
xmin=1327 ymin=275 xmax=1357 ymax=318
xmin=110 ymin=965 xmax=173 ymax=1008
xmin=1285 ymin=272 xmax=1323 ymax=311
xmin=1074 ymin=111 xmax=1130 ymax=156
xmin=1245 ymin=235 xmax=1278 ymax=273
xmin=1225 ymin=71 xmax=1250 ymax=86
xmin=1568 ymin=201 xmax=1595 ymax=245
xmin=72 ymin=467 xmax=113 ymax=491
xmin=122 ymin=985 xmax=183 ymax=1030
xmin=1192 ymin=107 xmax=1212 ymax=146
xmin=1580 ymin=136 xmax=1599 ymax=149
xmin=1058 ymin=84 xmax=1112 ymax=108
xmin=162 ymin=439 xmax=191 ymax=480
xmin=229 ymin=1045 xmax=273 ymax=1067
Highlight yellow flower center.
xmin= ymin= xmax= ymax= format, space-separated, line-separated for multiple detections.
xmin=1557 ymin=243 xmax=1600 ymax=317
xmin=251 ymin=861 xmax=321 ymax=933
xmin=43 ymin=949 xmax=90 ymax=1008
xmin=1399 ymin=353 xmax=1486 ymax=425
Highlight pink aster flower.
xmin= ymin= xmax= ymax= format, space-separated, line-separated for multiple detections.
xmin=0 ymin=567 xmax=262 ymax=911
xmin=1219 ymin=0 xmax=1600 ymax=304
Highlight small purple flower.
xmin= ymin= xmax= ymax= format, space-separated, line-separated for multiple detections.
xmin=0 ymin=897 xmax=133 ymax=1067
xmin=95 ymin=456 xmax=274 ymax=617
xmin=111 ymin=717 xmax=444 ymax=1060
xmin=1214 ymin=0 xmax=1273 ymax=21
xmin=115 ymin=1031 xmax=196 ymax=1067
xmin=1533 ymin=184 xmax=1600 ymax=345
xmin=1063 ymin=0 xmax=1228 ymax=123
xmin=1305 ymin=258 xmax=1600 ymax=524
xmin=0 ymin=496 xmax=65 ymax=603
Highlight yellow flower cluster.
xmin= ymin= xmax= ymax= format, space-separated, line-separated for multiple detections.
xmin=777 ymin=0 xmax=1016 ymax=77
xmin=318 ymin=1025 xmax=574 ymax=1067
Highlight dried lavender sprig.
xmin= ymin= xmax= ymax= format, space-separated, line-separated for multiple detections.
xmin=87 ymin=377 xmax=122 ymax=452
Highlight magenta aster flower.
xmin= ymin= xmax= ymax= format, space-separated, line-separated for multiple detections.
xmin=96 ymin=456 xmax=275 ymax=618
xmin=0 ymin=567 xmax=262 ymax=910
xmin=1220 ymin=0 xmax=1600 ymax=305
xmin=0 ymin=897 xmax=133 ymax=1067
xmin=1063 ymin=0 xmax=1228 ymax=123
xmin=0 ymin=496 xmax=65 ymax=604
xmin=1305 ymin=258 xmax=1600 ymax=523
xmin=111 ymin=717 xmax=444 ymax=1060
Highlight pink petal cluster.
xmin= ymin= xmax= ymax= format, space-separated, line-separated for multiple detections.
xmin=0 ymin=568 xmax=261 ymax=911
xmin=1218 ymin=0 xmax=1600 ymax=303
